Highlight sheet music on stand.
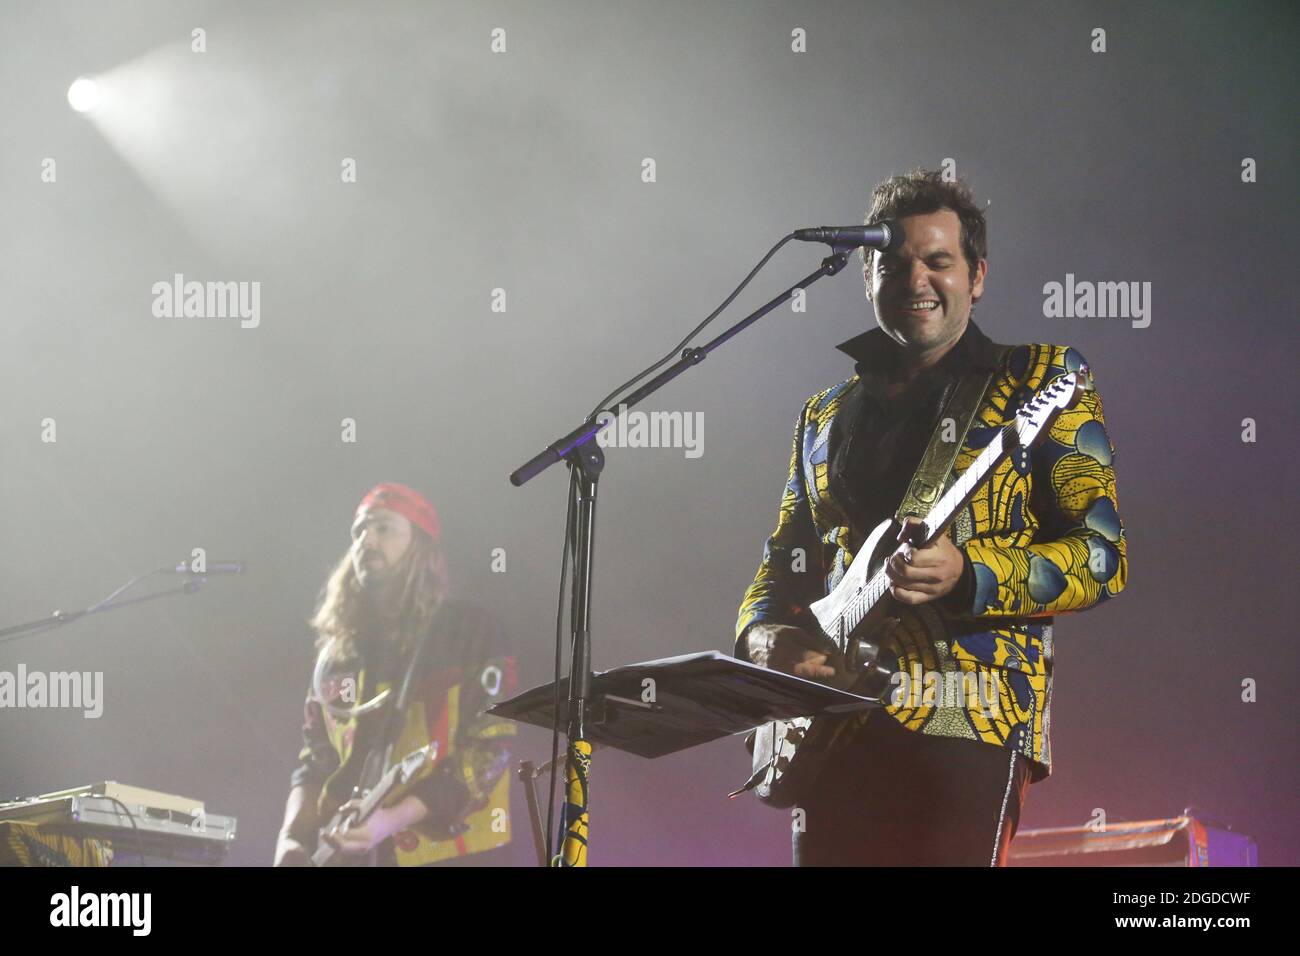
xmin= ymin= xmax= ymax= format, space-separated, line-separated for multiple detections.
xmin=489 ymin=650 xmax=881 ymax=759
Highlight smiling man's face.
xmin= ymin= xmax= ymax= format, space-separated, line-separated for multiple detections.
xmin=865 ymin=208 xmax=986 ymax=359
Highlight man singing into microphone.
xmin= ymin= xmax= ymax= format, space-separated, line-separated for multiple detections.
xmin=736 ymin=169 xmax=1127 ymax=865
xmin=273 ymin=483 xmax=518 ymax=866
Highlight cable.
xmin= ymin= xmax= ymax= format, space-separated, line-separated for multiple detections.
xmin=104 ymin=796 xmax=147 ymax=867
xmin=586 ymin=234 xmax=795 ymax=420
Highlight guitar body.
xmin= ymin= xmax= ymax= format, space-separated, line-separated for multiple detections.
xmin=747 ymin=517 xmax=903 ymax=808
xmin=807 ymin=517 xmax=904 ymax=656
xmin=311 ymin=800 xmax=374 ymax=868
xmin=310 ymin=743 xmax=436 ymax=867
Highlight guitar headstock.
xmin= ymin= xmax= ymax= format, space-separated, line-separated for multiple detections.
xmin=1013 ymin=370 xmax=1087 ymax=447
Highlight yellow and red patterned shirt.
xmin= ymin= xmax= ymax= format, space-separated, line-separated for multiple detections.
xmin=293 ymin=599 xmax=517 ymax=864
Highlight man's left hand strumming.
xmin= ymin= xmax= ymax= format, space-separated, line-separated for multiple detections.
xmin=322 ymin=794 xmax=429 ymax=856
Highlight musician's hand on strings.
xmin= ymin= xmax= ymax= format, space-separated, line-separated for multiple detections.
xmin=745 ymin=623 xmax=840 ymax=682
xmin=886 ymin=516 xmax=964 ymax=604
xmin=322 ymin=799 xmax=399 ymax=855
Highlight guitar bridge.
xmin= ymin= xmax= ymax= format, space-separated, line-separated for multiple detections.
xmin=845 ymin=638 xmax=879 ymax=672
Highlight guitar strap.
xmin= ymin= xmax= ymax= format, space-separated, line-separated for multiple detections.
xmin=893 ymin=345 xmax=1012 ymax=528
xmin=369 ymin=618 xmax=437 ymax=780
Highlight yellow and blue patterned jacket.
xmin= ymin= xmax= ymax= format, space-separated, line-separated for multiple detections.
xmin=735 ymin=319 xmax=1127 ymax=781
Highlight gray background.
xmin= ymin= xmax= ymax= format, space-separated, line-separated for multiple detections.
xmin=1 ymin=0 xmax=1296 ymax=866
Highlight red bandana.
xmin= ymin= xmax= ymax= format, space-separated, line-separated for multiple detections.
xmin=355 ymin=482 xmax=440 ymax=542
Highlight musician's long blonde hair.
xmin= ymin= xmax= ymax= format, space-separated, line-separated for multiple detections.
xmin=310 ymin=529 xmax=449 ymax=664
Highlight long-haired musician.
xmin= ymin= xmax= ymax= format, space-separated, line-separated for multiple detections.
xmin=274 ymin=482 xmax=517 ymax=867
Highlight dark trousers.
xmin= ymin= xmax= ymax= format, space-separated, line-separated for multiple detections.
xmin=793 ymin=709 xmax=1031 ymax=866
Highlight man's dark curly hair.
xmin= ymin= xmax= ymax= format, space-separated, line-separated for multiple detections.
xmin=862 ymin=168 xmax=988 ymax=284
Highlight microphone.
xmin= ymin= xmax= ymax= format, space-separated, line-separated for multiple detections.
xmin=793 ymin=220 xmax=905 ymax=251
xmin=167 ymin=561 xmax=247 ymax=575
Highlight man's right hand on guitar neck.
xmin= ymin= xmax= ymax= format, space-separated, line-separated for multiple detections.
xmin=744 ymin=623 xmax=840 ymax=681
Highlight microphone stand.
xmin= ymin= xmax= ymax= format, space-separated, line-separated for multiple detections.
xmin=0 ymin=567 xmax=219 ymax=646
xmin=509 ymin=241 xmax=860 ymax=866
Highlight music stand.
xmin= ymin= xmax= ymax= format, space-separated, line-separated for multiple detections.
xmin=492 ymin=650 xmax=882 ymax=863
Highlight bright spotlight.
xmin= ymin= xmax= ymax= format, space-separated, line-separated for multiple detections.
xmin=67 ymin=76 xmax=101 ymax=113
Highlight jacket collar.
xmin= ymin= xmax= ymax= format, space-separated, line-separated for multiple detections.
xmin=835 ymin=318 xmax=1002 ymax=379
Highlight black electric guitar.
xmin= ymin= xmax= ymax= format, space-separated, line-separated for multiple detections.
xmin=743 ymin=370 xmax=1088 ymax=808
xmin=311 ymin=742 xmax=437 ymax=867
